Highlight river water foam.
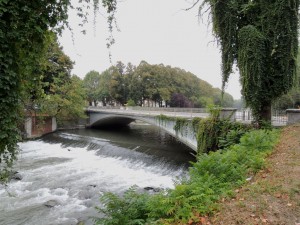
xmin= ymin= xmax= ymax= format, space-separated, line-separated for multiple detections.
xmin=0 ymin=126 xmax=194 ymax=225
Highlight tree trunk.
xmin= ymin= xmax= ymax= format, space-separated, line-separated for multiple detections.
xmin=258 ymin=101 xmax=272 ymax=125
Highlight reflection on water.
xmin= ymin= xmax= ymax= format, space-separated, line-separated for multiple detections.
xmin=0 ymin=123 xmax=195 ymax=225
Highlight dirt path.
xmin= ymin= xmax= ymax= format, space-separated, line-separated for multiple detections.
xmin=209 ymin=124 xmax=300 ymax=225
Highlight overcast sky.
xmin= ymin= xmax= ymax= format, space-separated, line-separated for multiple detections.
xmin=59 ymin=0 xmax=242 ymax=99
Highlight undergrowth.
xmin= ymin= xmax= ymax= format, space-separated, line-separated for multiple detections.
xmin=196 ymin=106 xmax=253 ymax=153
xmin=94 ymin=129 xmax=280 ymax=225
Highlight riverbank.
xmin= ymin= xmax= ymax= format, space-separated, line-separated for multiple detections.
xmin=209 ymin=124 xmax=300 ymax=224
xmin=95 ymin=127 xmax=281 ymax=224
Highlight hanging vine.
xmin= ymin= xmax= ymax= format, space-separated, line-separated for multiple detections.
xmin=198 ymin=0 xmax=299 ymax=123
xmin=0 ymin=0 xmax=117 ymax=181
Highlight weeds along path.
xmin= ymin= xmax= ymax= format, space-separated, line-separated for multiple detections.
xmin=210 ymin=124 xmax=300 ymax=225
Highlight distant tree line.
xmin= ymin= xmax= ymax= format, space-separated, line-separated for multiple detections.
xmin=83 ymin=61 xmax=234 ymax=108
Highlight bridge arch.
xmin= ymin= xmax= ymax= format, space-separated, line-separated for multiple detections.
xmin=88 ymin=111 xmax=198 ymax=152
xmin=90 ymin=115 xmax=136 ymax=128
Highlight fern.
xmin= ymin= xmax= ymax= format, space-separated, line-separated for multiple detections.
xmin=94 ymin=129 xmax=280 ymax=224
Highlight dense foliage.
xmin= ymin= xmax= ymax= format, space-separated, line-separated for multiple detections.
xmin=95 ymin=129 xmax=279 ymax=224
xmin=83 ymin=61 xmax=234 ymax=108
xmin=0 ymin=0 xmax=116 ymax=179
xmin=274 ymin=88 xmax=300 ymax=110
xmin=20 ymin=33 xmax=86 ymax=126
xmin=0 ymin=0 xmax=70 ymax=179
xmin=196 ymin=106 xmax=253 ymax=153
xmin=274 ymin=49 xmax=300 ymax=109
xmin=84 ymin=70 xmax=102 ymax=106
xmin=198 ymin=0 xmax=299 ymax=123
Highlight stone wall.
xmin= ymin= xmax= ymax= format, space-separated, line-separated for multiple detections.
xmin=286 ymin=109 xmax=300 ymax=125
xmin=24 ymin=115 xmax=57 ymax=138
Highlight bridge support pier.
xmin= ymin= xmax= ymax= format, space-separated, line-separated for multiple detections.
xmin=286 ymin=109 xmax=300 ymax=125
xmin=220 ymin=108 xmax=237 ymax=121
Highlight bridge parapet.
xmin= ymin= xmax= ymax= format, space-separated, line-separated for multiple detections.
xmin=88 ymin=107 xmax=210 ymax=118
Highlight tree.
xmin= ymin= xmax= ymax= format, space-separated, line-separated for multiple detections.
xmin=0 ymin=0 xmax=117 ymax=178
xmin=198 ymin=0 xmax=299 ymax=124
xmin=274 ymin=88 xmax=300 ymax=110
xmin=22 ymin=33 xmax=86 ymax=126
xmin=0 ymin=1 xmax=70 ymax=176
xmin=83 ymin=70 xmax=101 ymax=106
xmin=41 ymin=34 xmax=74 ymax=95
xmin=108 ymin=65 xmax=126 ymax=105
xmin=212 ymin=88 xmax=234 ymax=107
xmin=41 ymin=75 xmax=86 ymax=124
xmin=99 ymin=69 xmax=113 ymax=106
xmin=274 ymin=48 xmax=300 ymax=109
xmin=170 ymin=93 xmax=193 ymax=108
xmin=94 ymin=61 xmax=234 ymax=107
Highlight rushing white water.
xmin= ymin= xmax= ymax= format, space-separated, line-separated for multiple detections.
xmin=0 ymin=126 xmax=194 ymax=225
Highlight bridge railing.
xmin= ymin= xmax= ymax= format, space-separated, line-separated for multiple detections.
xmin=87 ymin=106 xmax=290 ymax=126
xmin=88 ymin=106 xmax=208 ymax=113
xmin=235 ymin=109 xmax=287 ymax=126
xmin=126 ymin=106 xmax=209 ymax=113
xmin=89 ymin=106 xmax=121 ymax=110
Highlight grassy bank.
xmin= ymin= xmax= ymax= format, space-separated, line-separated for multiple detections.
xmin=210 ymin=124 xmax=300 ymax=224
xmin=94 ymin=128 xmax=280 ymax=225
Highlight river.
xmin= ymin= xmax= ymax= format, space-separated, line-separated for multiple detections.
xmin=0 ymin=123 xmax=195 ymax=225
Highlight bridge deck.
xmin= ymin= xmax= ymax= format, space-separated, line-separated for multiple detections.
xmin=87 ymin=107 xmax=210 ymax=119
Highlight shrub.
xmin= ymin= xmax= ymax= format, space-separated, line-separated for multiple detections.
xmin=196 ymin=118 xmax=252 ymax=154
xmin=94 ymin=186 xmax=150 ymax=225
xmin=126 ymin=99 xmax=136 ymax=106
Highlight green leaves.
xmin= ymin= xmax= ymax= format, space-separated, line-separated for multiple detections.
xmin=0 ymin=0 xmax=111 ymax=177
xmin=195 ymin=108 xmax=252 ymax=154
xmin=86 ymin=61 xmax=234 ymax=108
xmin=40 ymin=75 xmax=87 ymax=124
xmin=95 ymin=186 xmax=150 ymax=225
xmin=200 ymin=0 xmax=300 ymax=122
xmin=0 ymin=0 xmax=69 ymax=178
xmin=94 ymin=129 xmax=279 ymax=224
xmin=238 ymin=25 xmax=267 ymax=119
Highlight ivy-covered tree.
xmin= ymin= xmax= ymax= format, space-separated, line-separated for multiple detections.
xmin=198 ymin=0 xmax=299 ymax=124
xmin=0 ymin=0 xmax=117 ymax=179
